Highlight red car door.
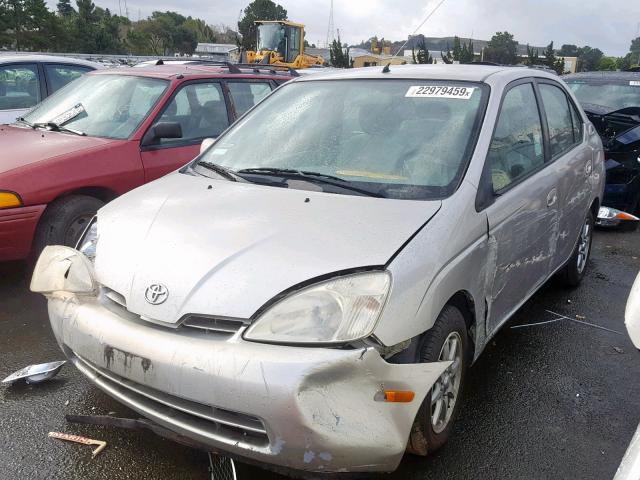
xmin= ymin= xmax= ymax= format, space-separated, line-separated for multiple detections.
xmin=140 ymin=80 xmax=232 ymax=182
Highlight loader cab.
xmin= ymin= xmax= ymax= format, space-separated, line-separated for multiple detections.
xmin=256 ymin=21 xmax=302 ymax=64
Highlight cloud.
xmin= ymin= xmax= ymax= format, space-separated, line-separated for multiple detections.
xmin=47 ymin=0 xmax=639 ymax=55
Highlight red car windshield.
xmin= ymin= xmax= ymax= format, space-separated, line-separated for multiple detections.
xmin=21 ymin=74 xmax=169 ymax=139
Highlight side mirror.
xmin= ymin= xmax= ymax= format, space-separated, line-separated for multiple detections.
xmin=151 ymin=122 xmax=182 ymax=140
xmin=200 ymin=138 xmax=215 ymax=154
xmin=142 ymin=122 xmax=182 ymax=146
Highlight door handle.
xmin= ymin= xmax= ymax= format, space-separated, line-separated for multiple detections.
xmin=546 ymin=189 xmax=558 ymax=208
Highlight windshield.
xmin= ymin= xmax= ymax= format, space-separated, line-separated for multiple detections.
xmin=21 ymin=74 xmax=169 ymax=139
xmin=196 ymin=79 xmax=487 ymax=200
xmin=257 ymin=23 xmax=286 ymax=55
xmin=566 ymin=80 xmax=640 ymax=112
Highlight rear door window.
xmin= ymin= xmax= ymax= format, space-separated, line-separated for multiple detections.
xmin=488 ymin=83 xmax=545 ymax=192
xmin=44 ymin=64 xmax=92 ymax=94
xmin=227 ymin=82 xmax=272 ymax=116
xmin=0 ymin=64 xmax=41 ymax=110
xmin=154 ymin=82 xmax=229 ymax=144
xmin=539 ymin=83 xmax=578 ymax=157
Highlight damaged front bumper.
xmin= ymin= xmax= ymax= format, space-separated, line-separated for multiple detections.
xmin=43 ymin=274 xmax=448 ymax=473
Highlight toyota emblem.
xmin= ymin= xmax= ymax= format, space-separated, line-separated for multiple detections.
xmin=145 ymin=284 xmax=169 ymax=305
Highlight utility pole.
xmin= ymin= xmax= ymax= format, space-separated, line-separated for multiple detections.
xmin=326 ymin=0 xmax=335 ymax=48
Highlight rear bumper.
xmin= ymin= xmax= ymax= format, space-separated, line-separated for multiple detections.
xmin=47 ymin=292 xmax=448 ymax=473
xmin=0 ymin=205 xmax=45 ymax=261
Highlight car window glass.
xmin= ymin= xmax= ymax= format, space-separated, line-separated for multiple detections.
xmin=227 ymin=82 xmax=272 ymax=116
xmin=23 ymin=74 xmax=168 ymax=139
xmin=489 ymin=83 xmax=544 ymax=191
xmin=44 ymin=64 xmax=91 ymax=93
xmin=569 ymin=102 xmax=583 ymax=143
xmin=0 ymin=64 xmax=40 ymax=110
xmin=539 ymin=84 xmax=576 ymax=157
xmin=155 ymin=82 xmax=229 ymax=144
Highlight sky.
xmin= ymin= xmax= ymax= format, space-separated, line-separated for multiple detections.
xmin=46 ymin=0 xmax=640 ymax=56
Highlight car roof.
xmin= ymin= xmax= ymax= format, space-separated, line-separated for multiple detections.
xmin=90 ymin=63 xmax=294 ymax=80
xmin=0 ymin=54 xmax=104 ymax=69
xmin=293 ymin=63 xmax=560 ymax=84
xmin=563 ymin=71 xmax=640 ymax=82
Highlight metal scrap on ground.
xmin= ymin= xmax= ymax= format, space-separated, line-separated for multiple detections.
xmin=48 ymin=431 xmax=107 ymax=457
xmin=1 ymin=360 xmax=66 ymax=385
xmin=511 ymin=310 xmax=623 ymax=335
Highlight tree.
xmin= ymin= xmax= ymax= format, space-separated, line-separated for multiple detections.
xmin=237 ymin=0 xmax=287 ymax=51
xmin=329 ymin=35 xmax=350 ymax=68
xmin=460 ymin=39 xmax=474 ymax=63
xmin=558 ymin=44 xmax=579 ymax=57
xmin=543 ymin=41 xmax=564 ymax=74
xmin=525 ymin=44 xmax=539 ymax=65
xmin=56 ymin=0 xmax=74 ymax=16
xmin=412 ymin=38 xmax=432 ymax=64
xmin=484 ymin=31 xmax=518 ymax=65
xmin=630 ymin=37 xmax=640 ymax=65
xmin=577 ymin=46 xmax=604 ymax=71
xmin=597 ymin=56 xmax=617 ymax=71
xmin=183 ymin=17 xmax=215 ymax=43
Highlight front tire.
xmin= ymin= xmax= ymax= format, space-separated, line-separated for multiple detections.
xmin=561 ymin=210 xmax=594 ymax=287
xmin=32 ymin=195 xmax=103 ymax=258
xmin=408 ymin=305 xmax=470 ymax=455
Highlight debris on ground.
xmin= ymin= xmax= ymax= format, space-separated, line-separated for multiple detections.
xmin=613 ymin=346 xmax=625 ymax=354
xmin=511 ymin=310 xmax=623 ymax=335
xmin=48 ymin=432 xmax=107 ymax=458
xmin=1 ymin=360 xmax=66 ymax=385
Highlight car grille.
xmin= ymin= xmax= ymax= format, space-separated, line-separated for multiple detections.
xmin=72 ymin=352 xmax=270 ymax=448
xmin=99 ymin=286 xmax=245 ymax=336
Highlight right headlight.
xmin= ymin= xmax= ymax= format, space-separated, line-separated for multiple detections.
xmin=244 ymin=271 xmax=391 ymax=345
xmin=77 ymin=218 xmax=98 ymax=262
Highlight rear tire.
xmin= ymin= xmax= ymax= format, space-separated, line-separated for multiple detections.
xmin=31 ymin=195 xmax=103 ymax=259
xmin=408 ymin=305 xmax=470 ymax=456
xmin=561 ymin=210 xmax=594 ymax=287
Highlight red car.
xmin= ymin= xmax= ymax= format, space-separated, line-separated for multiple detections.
xmin=0 ymin=63 xmax=293 ymax=262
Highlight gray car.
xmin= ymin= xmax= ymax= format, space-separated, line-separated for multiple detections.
xmin=0 ymin=55 xmax=103 ymax=124
xmin=32 ymin=64 xmax=605 ymax=475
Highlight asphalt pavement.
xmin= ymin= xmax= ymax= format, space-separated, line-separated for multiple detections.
xmin=1 ymin=228 xmax=639 ymax=480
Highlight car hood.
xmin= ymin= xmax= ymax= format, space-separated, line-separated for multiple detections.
xmin=94 ymin=172 xmax=441 ymax=324
xmin=0 ymin=125 xmax=120 ymax=175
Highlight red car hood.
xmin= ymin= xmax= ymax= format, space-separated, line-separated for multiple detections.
xmin=0 ymin=125 xmax=121 ymax=175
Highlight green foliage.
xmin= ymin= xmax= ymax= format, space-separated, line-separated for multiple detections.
xmin=441 ymin=36 xmax=473 ymax=64
xmin=237 ymin=0 xmax=287 ymax=51
xmin=558 ymin=44 xmax=579 ymax=57
xmin=484 ymin=31 xmax=518 ymax=65
xmin=0 ymin=0 xmax=218 ymax=55
xmin=597 ymin=56 xmax=617 ymax=71
xmin=329 ymin=35 xmax=350 ymax=68
xmin=577 ymin=46 xmax=604 ymax=71
xmin=525 ymin=44 xmax=539 ymax=66
xmin=412 ymin=38 xmax=432 ymax=64
xmin=542 ymin=41 xmax=565 ymax=74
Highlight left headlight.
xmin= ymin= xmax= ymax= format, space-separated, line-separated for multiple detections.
xmin=244 ymin=271 xmax=391 ymax=345
xmin=77 ymin=218 xmax=98 ymax=261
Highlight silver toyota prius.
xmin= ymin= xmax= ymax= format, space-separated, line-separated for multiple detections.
xmin=32 ymin=65 xmax=604 ymax=475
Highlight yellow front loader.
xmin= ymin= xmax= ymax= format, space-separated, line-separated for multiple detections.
xmin=246 ymin=21 xmax=325 ymax=69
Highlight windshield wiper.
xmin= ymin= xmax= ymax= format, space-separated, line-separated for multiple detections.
xmin=236 ymin=167 xmax=385 ymax=198
xmin=196 ymin=161 xmax=245 ymax=182
xmin=36 ymin=121 xmax=86 ymax=136
xmin=17 ymin=118 xmax=86 ymax=136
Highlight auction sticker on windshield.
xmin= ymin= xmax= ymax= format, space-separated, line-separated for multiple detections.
xmin=405 ymin=86 xmax=476 ymax=99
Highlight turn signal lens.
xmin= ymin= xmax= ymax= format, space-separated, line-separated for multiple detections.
xmin=384 ymin=390 xmax=415 ymax=403
xmin=615 ymin=211 xmax=639 ymax=221
xmin=0 ymin=191 xmax=22 ymax=209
